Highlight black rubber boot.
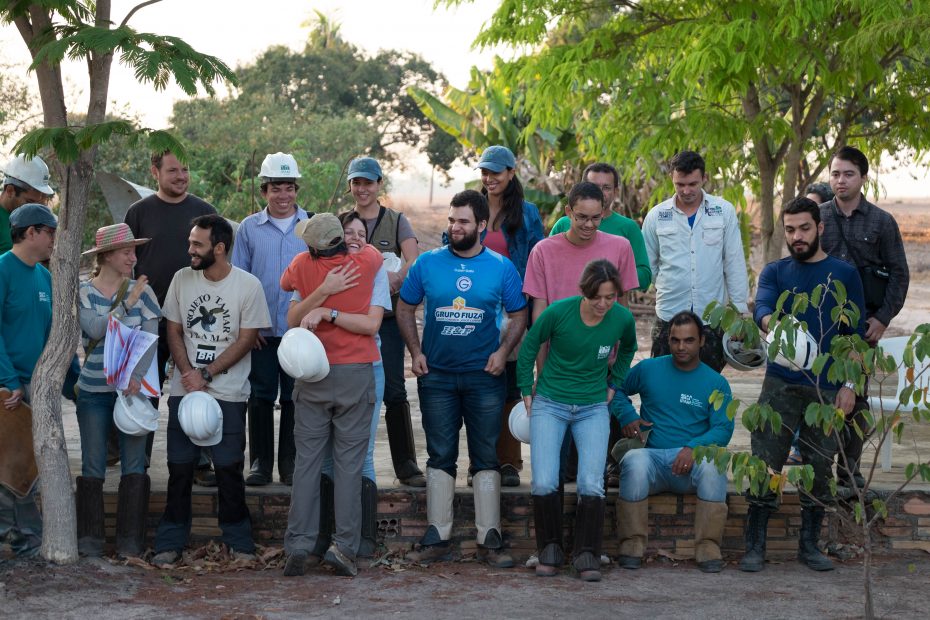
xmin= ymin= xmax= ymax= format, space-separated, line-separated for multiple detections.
xmin=312 ymin=474 xmax=335 ymax=559
xmin=246 ymin=398 xmax=274 ymax=486
xmin=278 ymin=400 xmax=296 ymax=485
xmin=739 ymin=505 xmax=771 ymax=572
xmin=116 ymin=473 xmax=150 ymax=558
xmin=76 ymin=476 xmax=105 ymax=557
xmin=385 ymin=401 xmax=425 ymax=486
xmin=798 ymin=507 xmax=834 ymax=571
xmin=358 ymin=477 xmax=379 ymax=558
xmin=572 ymin=495 xmax=605 ymax=582
xmin=533 ymin=492 xmax=563 ymax=577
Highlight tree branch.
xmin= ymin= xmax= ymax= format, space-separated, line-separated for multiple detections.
xmin=119 ymin=0 xmax=163 ymax=28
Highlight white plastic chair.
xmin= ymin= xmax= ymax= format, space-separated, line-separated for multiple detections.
xmin=867 ymin=336 xmax=930 ymax=472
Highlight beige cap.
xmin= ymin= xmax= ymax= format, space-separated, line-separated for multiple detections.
xmin=296 ymin=213 xmax=344 ymax=251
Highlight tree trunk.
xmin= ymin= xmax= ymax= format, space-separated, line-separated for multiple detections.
xmin=33 ymin=156 xmax=94 ymax=563
xmin=757 ymin=158 xmax=782 ymax=263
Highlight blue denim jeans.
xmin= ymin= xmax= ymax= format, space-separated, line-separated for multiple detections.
xmin=76 ymin=390 xmax=147 ymax=478
xmin=417 ymin=368 xmax=505 ymax=476
xmin=322 ymin=361 xmax=384 ymax=481
xmin=530 ymin=395 xmax=609 ymax=497
xmin=619 ymin=448 xmax=728 ymax=502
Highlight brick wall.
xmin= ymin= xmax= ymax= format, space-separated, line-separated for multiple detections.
xmin=99 ymin=488 xmax=930 ymax=559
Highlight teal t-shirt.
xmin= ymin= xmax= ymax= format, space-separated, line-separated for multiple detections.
xmin=517 ymin=295 xmax=637 ymax=404
xmin=0 ymin=251 xmax=52 ymax=389
xmin=609 ymin=356 xmax=734 ymax=449
xmin=549 ymin=211 xmax=652 ymax=291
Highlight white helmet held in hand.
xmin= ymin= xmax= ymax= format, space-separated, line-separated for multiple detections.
xmin=766 ymin=322 xmax=818 ymax=371
xmin=722 ymin=333 xmax=767 ymax=371
xmin=278 ymin=327 xmax=330 ymax=382
xmin=258 ymin=152 xmax=301 ymax=180
xmin=178 ymin=391 xmax=223 ymax=447
xmin=114 ymin=392 xmax=159 ymax=436
xmin=508 ymin=401 xmax=530 ymax=444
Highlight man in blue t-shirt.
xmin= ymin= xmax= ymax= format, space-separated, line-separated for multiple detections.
xmin=0 ymin=203 xmax=56 ymax=559
xmin=741 ymin=196 xmax=865 ymax=574
xmin=397 ymin=189 xmax=527 ymax=567
xmin=610 ymin=311 xmax=734 ymax=573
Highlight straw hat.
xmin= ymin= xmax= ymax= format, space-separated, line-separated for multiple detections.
xmin=83 ymin=223 xmax=150 ymax=255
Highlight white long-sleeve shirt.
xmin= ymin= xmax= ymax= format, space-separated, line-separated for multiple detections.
xmin=643 ymin=191 xmax=749 ymax=321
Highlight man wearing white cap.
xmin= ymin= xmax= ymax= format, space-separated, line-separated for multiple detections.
xmin=152 ymin=214 xmax=270 ymax=566
xmin=231 ymin=152 xmax=310 ymax=487
xmin=1 ymin=154 xmax=55 ymax=254
xmin=0 ymin=203 xmax=57 ymax=558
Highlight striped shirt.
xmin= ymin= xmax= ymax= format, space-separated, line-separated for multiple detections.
xmin=77 ymin=279 xmax=161 ymax=392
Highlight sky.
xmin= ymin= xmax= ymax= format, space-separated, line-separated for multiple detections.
xmin=2 ymin=0 xmax=927 ymax=200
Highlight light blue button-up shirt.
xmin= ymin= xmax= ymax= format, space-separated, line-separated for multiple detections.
xmin=231 ymin=206 xmax=310 ymax=336
xmin=642 ymin=191 xmax=748 ymax=322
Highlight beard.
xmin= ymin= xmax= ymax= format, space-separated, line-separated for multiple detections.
xmin=191 ymin=248 xmax=216 ymax=271
xmin=788 ymin=234 xmax=820 ymax=261
xmin=449 ymin=228 xmax=479 ymax=252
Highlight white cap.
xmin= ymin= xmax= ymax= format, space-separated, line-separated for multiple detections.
xmin=258 ymin=152 xmax=301 ymax=180
xmin=2 ymin=154 xmax=53 ymax=195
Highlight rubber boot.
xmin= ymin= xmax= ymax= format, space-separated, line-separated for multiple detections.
xmin=277 ymin=400 xmax=296 ymax=485
xmin=76 ymin=476 xmax=105 ymax=557
xmin=245 ymin=398 xmax=274 ymax=486
xmin=474 ymin=470 xmax=513 ymax=568
xmin=115 ymin=473 xmax=150 ymax=558
xmin=694 ymin=499 xmax=727 ymax=573
xmin=798 ymin=507 xmax=834 ymax=571
xmin=311 ymin=474 xmax=335 ymax=561
xmin=533 ymin=492 xmax=563 ymax=577
xmin=358 ymin=477 xmax=379 ymax=558
xmin=407 ymin=467 xmax=454 ymax=564
xmin=572 ymin=495 xmax=605 ymax=582
xmin=385 ymin=401 xmax=425 ymax=487
xmin=739 ymin=504 xmax=771 ymax=572
xmin=616 ymin=498 xmax=648 ymax=569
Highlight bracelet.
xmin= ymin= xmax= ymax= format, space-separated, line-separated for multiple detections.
xmin=843 ymin=381 xmax=856 ymax=391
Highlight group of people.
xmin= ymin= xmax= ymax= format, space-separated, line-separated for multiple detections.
xmin=0 ymin=143 xmax=908 ymax=580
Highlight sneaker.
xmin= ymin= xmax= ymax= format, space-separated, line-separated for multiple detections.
xmin=500 ymin=464 xmax=521 ymax=487
xmin=245 ymin=471 xmax=270 ymax=487
xmin=525 ymin=554 xmax=539 ymax=568
xmin=231 ymin=550 xmax=256 ymax=562
xmin=478 ymin=546 xmax=514 ymax=568
xmin=194 ymin=467 xmax=217 ymax=487
xmin=406 ymin=542 xmax=453 ymax=565
xmin=283 ymin=550 xmax=308 ymax=577
xmin=152 ymin=550 xmax=180 ymax=567
xmin=323 ymin=544 xmax=358 ymax=577
xmin=398 ymin=472 xmax=426 ymax=487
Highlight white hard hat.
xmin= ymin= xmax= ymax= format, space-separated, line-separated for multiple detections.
xmin=722 ymin=333 xmax=767 ymax=371
xmin=178 ymin=391 xmax=223 ymax=446
xmin=113 ymin=392 xmax=159 ymax=436
xmin=278 ymin=327 xmax=330 ymax=382
xmin=382 ymin=252 xmax=402 ymax=273
xmin=766 ymin=322 xmax=818 ymax=371
xmin=508 ymin=401 xmax=530 ymax=444
xmin=2 ymin=154 xmax=53 ymax=195
xmin=258 ymin=152 xmax=301 ymax=180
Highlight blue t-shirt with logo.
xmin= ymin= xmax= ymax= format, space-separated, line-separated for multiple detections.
xmin=400 ymin=246 xmax=527 ymax=372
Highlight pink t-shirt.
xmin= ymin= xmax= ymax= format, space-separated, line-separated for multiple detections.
xmin=483 ymin=229 xmax=510 ymax=257
xmin=523 ymin=231 xmax=638 ymax=302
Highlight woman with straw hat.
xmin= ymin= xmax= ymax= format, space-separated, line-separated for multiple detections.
xmin=75 ymin=223 xmax=160 ymax=558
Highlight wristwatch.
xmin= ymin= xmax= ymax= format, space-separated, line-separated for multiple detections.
xmin=843 ymin=381 xmax=856 ymax=391
xmin=330 ymin=309 xmax=339 ymax=323
xmin=200 ymin=367 xmax=213 ymax=383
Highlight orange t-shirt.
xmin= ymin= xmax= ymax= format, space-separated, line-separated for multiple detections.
xmin=280 ymin=245 xmax=381 ymax=364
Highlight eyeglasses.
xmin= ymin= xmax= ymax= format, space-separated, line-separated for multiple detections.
xmin=34 ymin=225 xmax=56 ymax=239
xmin=571 ymin=211 xmax=603 ymax=226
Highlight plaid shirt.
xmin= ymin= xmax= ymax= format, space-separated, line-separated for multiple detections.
xmin=819 ymin=196 xmax=909 ymax=327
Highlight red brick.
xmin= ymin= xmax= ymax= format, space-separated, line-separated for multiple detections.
xmin=903 ymin=498 xmax=930 ymax=515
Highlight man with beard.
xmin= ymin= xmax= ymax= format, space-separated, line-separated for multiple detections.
xmin=396 ymin=190 xmax=527 ymax=567
xmin=740 ymin=197 xmax=865 ymax=573
xmin=125 ymin=150 xmax=217 ymax=484
xmin=153 ymin=214 xmax=270 ymax=566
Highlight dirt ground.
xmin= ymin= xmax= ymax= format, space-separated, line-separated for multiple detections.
xmin=2 ymin=550 xmax=929 ymax=619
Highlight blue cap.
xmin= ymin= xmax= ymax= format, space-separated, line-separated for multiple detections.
xmin=347 ymin=157 xmax=383 ymax=182
xmin=10 ymin=203 xmax=57 ymax=229
xmin=475 ymin=145 xmax=516 ymax=173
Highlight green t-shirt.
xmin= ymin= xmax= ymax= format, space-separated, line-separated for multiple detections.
xmin=0 ymin=208 xmax=12 ymax=254
xmin=517 ymin=296 xmax=637 ymax=404
xmin=549 ymin=212 xmax=652 ymax=291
